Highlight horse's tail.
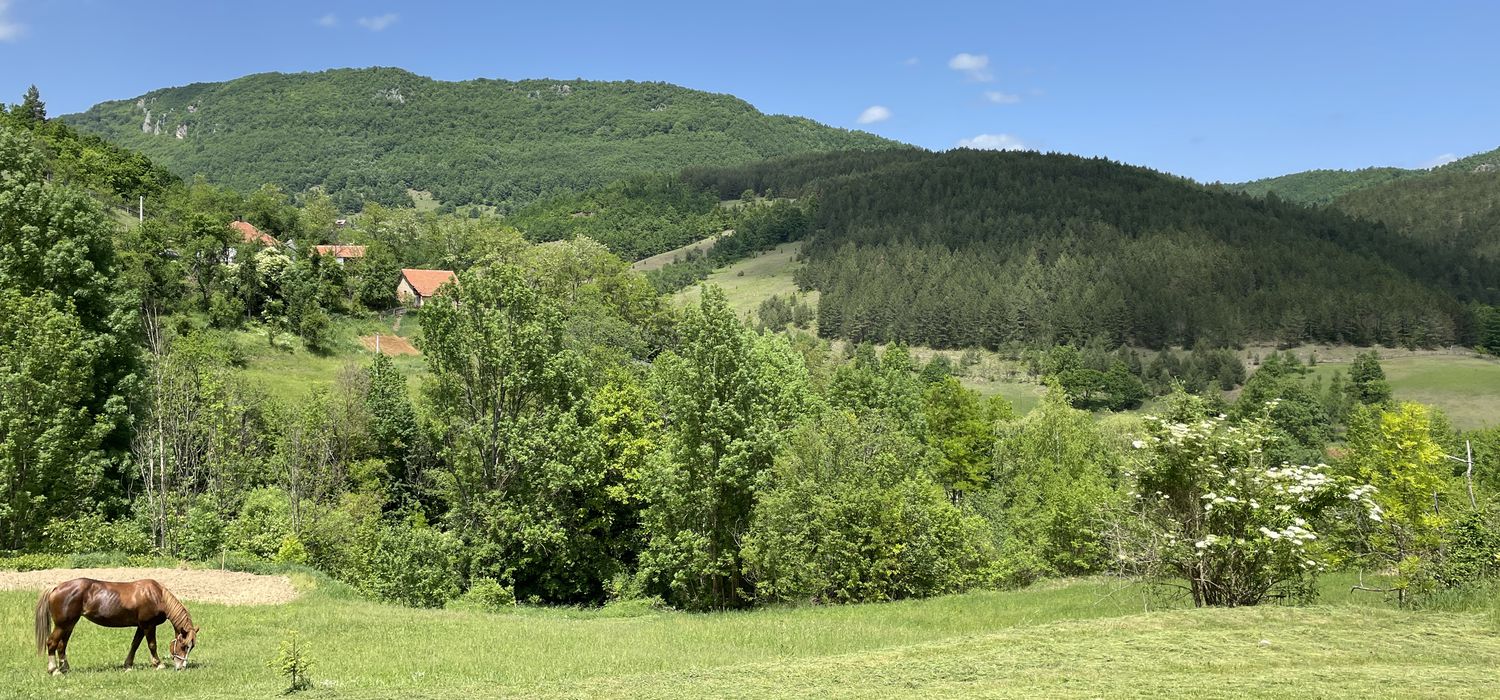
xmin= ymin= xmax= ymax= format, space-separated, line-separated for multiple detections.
xmin=34 ymin=586 xmax=54 ymax=655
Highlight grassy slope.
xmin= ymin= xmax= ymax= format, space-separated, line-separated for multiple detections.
xmin=630 ymin=230 xmax=729 ymax=272
xmin=674 ymin=240 xmax=812 ymax=314
xmin=1302 ymin=353 xmax=1500 ymax=430
xmin=234 ymin=314 xmax=425 ymax=404
xmin=4 ymin=575 xmax=1497 ymax=698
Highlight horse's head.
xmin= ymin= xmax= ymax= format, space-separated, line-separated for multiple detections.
xmin=170 ymin=626 xmax=199 ymax=671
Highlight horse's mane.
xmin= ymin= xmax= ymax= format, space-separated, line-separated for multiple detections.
xmin=159 ymin=586 xmax=193 ymax=633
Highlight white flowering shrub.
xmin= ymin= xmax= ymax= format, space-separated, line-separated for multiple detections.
xmin=1127 ymin=410 xmax=1381 ymax=607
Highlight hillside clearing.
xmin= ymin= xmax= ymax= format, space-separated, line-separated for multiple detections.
xmin=1299 ymin=352 xmax=1500 ymax=430
xmin=358 ymin=334 xmax=420 ymax=356
xmin=630 ymin=230 xmax=730 ymax=272
xmin=675 ymin=240 xmax=811 ymax=313
xmin=0 ymin=568 xmax=298 ymax=606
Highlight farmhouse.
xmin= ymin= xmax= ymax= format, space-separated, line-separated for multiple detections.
xmin=226 ymin=220 xmax=280 ymax=263
xmin=312 ymin=244 xmax=367 ymax=265
xmin=397 ymin=268 xmax=456 ymax=307
xmin=230 ymin=220 xmax=279 ymax=247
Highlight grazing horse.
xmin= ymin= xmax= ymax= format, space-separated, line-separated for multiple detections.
xmin=34 ymin=578 xmax=200 ymax=675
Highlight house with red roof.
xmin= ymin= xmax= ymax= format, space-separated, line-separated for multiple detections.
xmin=396 ymin=268 xmax=457 ymax=308
xmin=231 ymin=220 xmax=279 ymax=247
xmin=225 ymin=220 xmax=281 ymax=264
xmin=312 ymin=245 xmax=367 ymax=265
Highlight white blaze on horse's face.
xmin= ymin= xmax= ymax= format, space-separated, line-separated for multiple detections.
xmin=171 ymin=632 xmax=195 ymax=671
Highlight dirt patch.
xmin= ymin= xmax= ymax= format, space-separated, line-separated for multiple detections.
xmin=0 ymin=568 xmax=299 ymax=606
xmin=361 ymin=334 xmax=419 ymax=356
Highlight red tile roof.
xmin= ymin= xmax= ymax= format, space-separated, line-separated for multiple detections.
xmin=230 ymin=220 xmax=278 ymax=247
xmin=312 ymin=245 xmax=367 ymax=258
xmin=400 ymin=269 xmax=457 ymax=298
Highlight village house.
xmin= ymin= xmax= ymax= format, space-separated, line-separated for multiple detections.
xmin=396 ymin=268 xmax=457 ymax=307
xmin=226 ymin=220 xmax=280 ymax=263
xmin=311 ymin=244 xmax=367 ymax=265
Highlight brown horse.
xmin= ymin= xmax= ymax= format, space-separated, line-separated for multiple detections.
xmin=34 ymin=578 xmax=200 ymax=675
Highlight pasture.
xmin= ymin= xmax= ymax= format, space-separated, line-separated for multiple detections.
xmin=3 ymin=568 xmax=1497 ymax=698
xmin=674 ymin=241 xmax=812 ymax=315
xmin=1304 ymin=352 xmax=1500 ymax=430
xmin=231 ymin=313 xmax=426 ymax=403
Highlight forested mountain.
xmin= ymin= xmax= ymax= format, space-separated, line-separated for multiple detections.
xmin=1333 ymin=162 xmax=1500 ymax=260
xmin=1227 ymin=167 xmax=1420 ymax=205
xmin=1228 ymin=145 xmax=1500 ymax=206
xmin=680 ymin=149 xmax=1498 ymax=349
xmin=61 ymin=68 xmax=898 ymax=210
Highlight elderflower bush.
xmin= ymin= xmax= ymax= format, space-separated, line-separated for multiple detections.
xmin=1127 ymin=410 xmax=1380 ymax=607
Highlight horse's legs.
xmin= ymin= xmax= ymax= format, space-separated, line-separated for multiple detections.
xmin=125 ymin=626 xmax=146 ymax=669
xmin=45 ymin=632 xmax=57 ymax=674
xmin=53 ymin=623 xmax=76 ymax=674
xmin=145 ymin=625 xmax=163 ymax=669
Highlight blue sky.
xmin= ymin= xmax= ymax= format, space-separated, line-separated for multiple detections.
xmin=2 ymin=0 xmax=1497 ymax=183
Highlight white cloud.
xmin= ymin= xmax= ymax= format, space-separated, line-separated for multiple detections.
xmin=856 ymin=105 xmax=891 ymax=125
xmin=0 ymin=1 xmax=24 ymax=42
xmin=903 ymin=57 xmax=920 ymax=66
xmin=983 ymin=90 xmax=1021 ymax=104
xmin=356 ymin=13 xmax=399 ymax=31
xmin=948 ymin=53 xmax=993 ymax=82
xmin=1419 ymin=153 xmax=1458 ymax=169
xmin=317 ymin=13 xmax=338 ymax=27
xmin=956 ymin=133 xmax=1031 ymax=151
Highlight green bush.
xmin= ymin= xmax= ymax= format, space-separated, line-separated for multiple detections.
xmin=177 ymin=499 xmax=230 ymax=562
xmin=43 ymin=513 xmax=152 ymax=555
xmin=452 ymin=578 xmax=516 ymax=612
xmin=0 ymin=553 xmax=65 ymax=571
xmin=743 ymin=412 xmax=994 ymax=604
xmin=226 ymin=487 xmax=293 ymax=559
xmin=274 ymin=536 xmax=310 ymax=565
xmin=1440 ymin=511 xmax=1500 ymax=587
xmin=362 ymin=524 xmax=462 ymax=608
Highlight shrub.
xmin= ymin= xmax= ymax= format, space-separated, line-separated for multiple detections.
xmin=177 ymin=499 xmax=229 ymax=562
xmin=43 ymin=513 xmax=152 ymax=555
xmin=0 ymin=553 xmax=65 ymax=571
xmin=274 ymin=536 xmax=310 ymax=565
xmin=1124 ymin=398 xmax=1381 ymax=607
xmin=743 ymin=412 xmax=994 ymax=604
xmin=363 ymin=524 xmax=462 ymax=608
xmin=452 ymin=578 xmax=516 ymax=612
xmin=226 ymin=488 xmax=293 ymax=559
xmin=1439 ymin=511 xmax=1500 ymax=588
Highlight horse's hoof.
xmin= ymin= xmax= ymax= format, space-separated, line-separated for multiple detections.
xmin=124 ymin=667 xmax=134 ymax=672
xmin=51 ymin=670 xmax=63 ymax=677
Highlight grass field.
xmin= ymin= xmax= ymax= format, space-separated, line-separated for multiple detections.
xmin=234 ymin=313 xmax=426 ymax=404
xmin=674 ymin=241 xmax=813 ymax=316
xmin=630 ymin=231 xmax=729 ymax=272
xmin=1300 ymin=353 xmax=1500 ymax=430
xmin=4 ymin=571 xmax=1497 ymax=698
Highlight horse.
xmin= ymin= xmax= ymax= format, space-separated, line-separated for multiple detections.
xmin=34 ymin=578 xmax=200 ymax=675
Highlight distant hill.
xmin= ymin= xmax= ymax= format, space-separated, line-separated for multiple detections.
xmin=1224 ymin=146 xmax=1500 ymax=261
xmin=1227 ymin=145 xmax=1500 ymax=206
xmin=1334 ymin=164 xmax=1500 ymax=260
xmin=676 ymin=149 xmax=1497 ymax=349
xmin=62 ymin=67 xmax=900 ymax=209
xmin=1227 ymin=167 xmax=1421 ymax=205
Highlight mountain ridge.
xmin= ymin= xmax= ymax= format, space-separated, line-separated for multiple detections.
xmin=62 ymin=67 xmax=901 ymax=209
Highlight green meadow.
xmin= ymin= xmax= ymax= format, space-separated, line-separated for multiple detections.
xmin=5 ymin=571 xmax=1498 ymax=699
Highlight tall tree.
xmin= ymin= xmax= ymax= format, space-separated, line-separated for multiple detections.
xmin=19 ymin=85 xmax=45 ymax=124
xmin=420 ymin=264 xmax=624 ymax=602
xmin=0 ymin=125 xmax=138 ymax=538
xmin=636 ymin=286 xmax=812 ymax=609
